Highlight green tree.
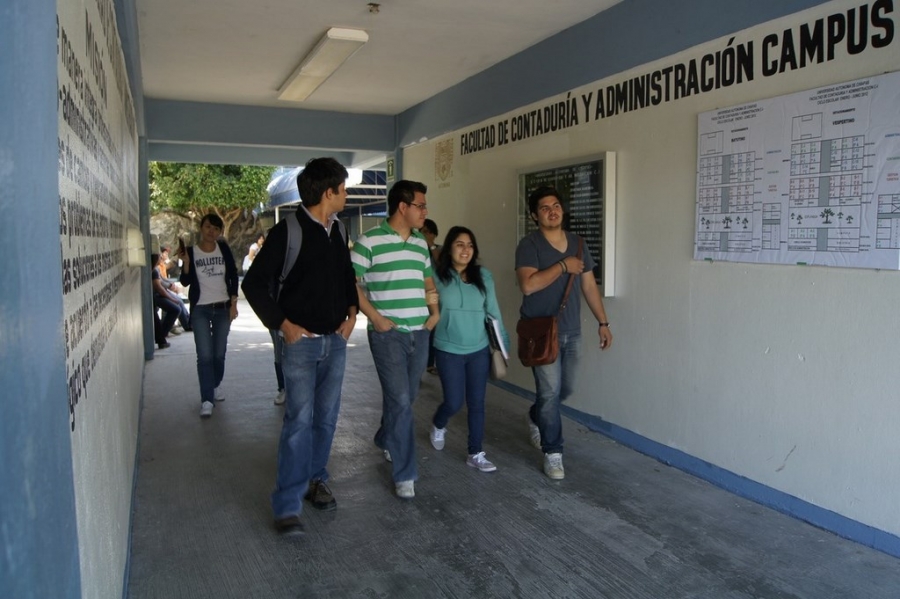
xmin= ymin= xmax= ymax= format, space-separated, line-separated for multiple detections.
xmin=149 ymin=162 xmax=275 ymax=239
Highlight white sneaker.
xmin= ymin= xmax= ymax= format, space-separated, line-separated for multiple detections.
xmin=430 ymin=426 xmax=446 ymax=450
xmin=383 ymin=449 xmax=392 ymax=463
xmin=395 ymin=480 xmax=415 ymax=499
xmin=274 ymin=390 xmax=285 ymax=405
xmin=543 ymin=453 xmax=565 ymax=480
xmin=466 ymin=452 xmax=497 ymax=472
xmin=200 ymin=401 xmax=214 ymax=419
xmin=528 ymin=416 xmax=541 ymax=449
xmin=214 ymin=387 xmax=225 ymax=401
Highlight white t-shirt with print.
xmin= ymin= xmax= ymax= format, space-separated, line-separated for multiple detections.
xmin=193 ymin=243 xmax=230 ymax=305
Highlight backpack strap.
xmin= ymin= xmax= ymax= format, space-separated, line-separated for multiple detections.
xmin=277 ymin=214 xmax=303 ymax=302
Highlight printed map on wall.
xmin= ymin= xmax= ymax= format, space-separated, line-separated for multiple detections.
xmin=694 ymin=71 xmax=900 ymax=270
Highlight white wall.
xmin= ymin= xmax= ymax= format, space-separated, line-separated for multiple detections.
xmin=58 ymin=0 xmax=143 ymax=596
xmin=403 ymin=0 xmax=900 ymax=538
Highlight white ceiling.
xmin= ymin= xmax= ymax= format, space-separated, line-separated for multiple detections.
xmin=137 ymin=0 xmax=623 ymax=115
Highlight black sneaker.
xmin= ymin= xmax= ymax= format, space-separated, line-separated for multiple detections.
xmin=274 ymin=515 xmax=305 ymax=537
xmin=304 ymin=480 xmax=337 ymax=511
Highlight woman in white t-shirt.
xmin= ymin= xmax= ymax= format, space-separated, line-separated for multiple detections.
xmin=177 ymin=213 xmax=240 ymax=419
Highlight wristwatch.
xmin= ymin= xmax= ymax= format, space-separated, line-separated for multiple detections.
xmin=599 ymin=322 xmax=609 ymax=328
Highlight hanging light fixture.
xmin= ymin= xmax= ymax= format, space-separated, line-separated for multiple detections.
xmin=277 ymin=28 xmax=368 ymax=103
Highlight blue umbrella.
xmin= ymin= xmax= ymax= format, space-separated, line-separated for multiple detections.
xmin=267 ymin=167 xmax=303 ymax=207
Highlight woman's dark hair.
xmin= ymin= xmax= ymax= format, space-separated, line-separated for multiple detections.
xmin=200 ymin=213 xmax=224 ymax=230
xmin=436 ymin=226 xmax=485 ymax=294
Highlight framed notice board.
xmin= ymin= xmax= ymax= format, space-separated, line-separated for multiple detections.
xmin=517 ymin=152 xmax=616 ymax=296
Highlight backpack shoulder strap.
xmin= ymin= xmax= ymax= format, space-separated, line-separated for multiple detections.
xmin=275 ymin=215 xmax=344 ymax=301
xmin=277 ymin=214 xmax=302 ymax=301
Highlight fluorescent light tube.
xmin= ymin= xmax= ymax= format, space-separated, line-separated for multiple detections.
xmin=277 ymin=27 xmax=368 ymax=102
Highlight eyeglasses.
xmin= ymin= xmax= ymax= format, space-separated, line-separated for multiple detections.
xmin=408 ymin=202 xmax=428 ymax=211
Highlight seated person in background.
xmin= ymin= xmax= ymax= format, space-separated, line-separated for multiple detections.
xmin=159 ymin=245 xmax=183 ymax=282
xmin=152 ymin=252 xmax=192 ymax=334
xmin=242 ymin=234 xmax=265 ymax=273
xmin=152 ymin=253 xmax=179 ymax=341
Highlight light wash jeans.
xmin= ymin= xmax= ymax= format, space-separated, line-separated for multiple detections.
xmin=191 ymin=303 xmax=232 ymax=403
xmin=529 ymin=332 xmax=581 ymax=454
xmin=433 ymin=347 xmax=490 ymax=455
xmin=368 ymin=328 xmax=430 ymax=483
xmin=272 ymin=333 xmax=347 ymax=519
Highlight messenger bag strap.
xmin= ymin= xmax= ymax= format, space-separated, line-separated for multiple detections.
xmin=558 ymin=237 xmax=583 ymax=314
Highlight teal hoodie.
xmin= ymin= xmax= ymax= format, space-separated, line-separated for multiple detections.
xmin=433 ymin=267 xmax=510 ymax=355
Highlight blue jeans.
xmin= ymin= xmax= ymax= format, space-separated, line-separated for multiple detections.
xmin=272 ymin=333 xmax=347 ymax=519
xmin=156 ymin=292 xmax=190 ymax=329
xmin=270 ymin=329 xmax=285 ymax=391
xmin=530 ymin=332 xmax=581 ymax=454
xmin=368 ymin=328 xmax=430 ymax=483
xmin=433 ymin=347 xmax=490 ymax=454
xmin=153 ymin=295 xmax=179 ymax=340
xmin=190 ymin=303 xmax=232 ymax=403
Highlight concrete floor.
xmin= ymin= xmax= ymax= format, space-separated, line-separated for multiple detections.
xmin=127 ymin=308 xmax=900 ymax=598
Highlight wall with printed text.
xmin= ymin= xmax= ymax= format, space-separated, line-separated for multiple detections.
xmin=57 ymin=0 xmax=142 ymax=595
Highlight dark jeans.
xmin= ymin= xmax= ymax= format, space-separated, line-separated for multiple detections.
xmin=433 ymin=347 xmax=490 ymax=454
xmin=427 ymin=328 xmax=436 ymax=368
xmin=152 ymin=309 xmax=169 ymax=346
xmin=155 ymin=292 xmax=190 ymax=330
xmin=191 ymin=303 xmax=232 ymax=403
xmin=270 ymin=329 xmax=285 ymax=391
xmin=153 ymin=294 xmax=179 ymax=339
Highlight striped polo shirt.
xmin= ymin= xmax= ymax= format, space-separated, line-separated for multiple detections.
xmin=351 ymin=220 xmax=433 ymax=332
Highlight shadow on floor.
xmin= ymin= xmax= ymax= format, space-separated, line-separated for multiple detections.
xmin=127 ymin=310 xmax=900 ymax=598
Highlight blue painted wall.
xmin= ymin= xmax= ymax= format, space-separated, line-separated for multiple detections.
xmin=0 ymin=0 xmax=81 ymax=597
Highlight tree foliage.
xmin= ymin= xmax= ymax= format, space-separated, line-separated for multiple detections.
xmin=149 ymin=162 xmax=275 ymax=238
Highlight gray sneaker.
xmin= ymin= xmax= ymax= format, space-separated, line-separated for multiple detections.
xmin=200 ymin=401 xmax=214 ymax=419
xmin=430 ymin=426 xmax=446 ymax=450
xmin=383 ymin=449 xmax=392 ymax=463
xmin=395 ymin=480 xmax=415 ymax=499
xmin=466 ymin=452 xmax=497 ymax=472
xmin=274 ymin=389 xmax=285 ymax=405
xmin=214 ymin=387 xmax=225 ymax=401
xmin=528 ymin=416 xmax=541 ymax=449
xmin=543 ymin=453 xmax=564 ymax=480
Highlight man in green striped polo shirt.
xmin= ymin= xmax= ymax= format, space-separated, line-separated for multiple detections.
xmin=352 ymin=180 xmax=440 ymax=500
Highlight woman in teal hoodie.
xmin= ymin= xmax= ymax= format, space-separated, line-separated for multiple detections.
xmin=429 ymin=226 xmax=510 ymax=472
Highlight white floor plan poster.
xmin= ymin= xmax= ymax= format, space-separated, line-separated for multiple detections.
xmin=694 ymin=71 xmax=900 ymax=270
